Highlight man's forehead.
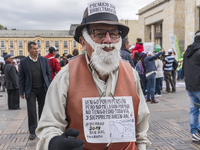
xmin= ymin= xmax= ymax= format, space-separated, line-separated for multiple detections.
xmin=88 ymin=24 xmax=118 ymax=30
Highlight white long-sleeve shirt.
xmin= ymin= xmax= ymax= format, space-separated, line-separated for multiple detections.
xmin=36 ymin=53 xmax=151 ymax=150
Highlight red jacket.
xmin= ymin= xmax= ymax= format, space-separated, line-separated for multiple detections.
xmin=45 ymin=53 xmax=61 ymax=81
xmin=131 ymin=43 xmax=144 ymax=53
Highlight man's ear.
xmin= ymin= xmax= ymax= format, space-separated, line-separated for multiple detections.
xmin=79 ymin=36 xmax=87 ymax=51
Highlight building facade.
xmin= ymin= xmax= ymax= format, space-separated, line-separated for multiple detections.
xmin=0 ymin=25 xmax=82 ymax=57
xmin=119 ymin=20 xmax=139 ymax=45
xmin=137 ymin=0 xmax=200 ymax=53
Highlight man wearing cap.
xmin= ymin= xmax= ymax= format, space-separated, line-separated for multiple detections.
xmin=121 ymin=36 xmax=135 ymax=68
xmin=36 ymin=2 xmax=150 ymax=150
xmin=183 ymin=30 xmax=200 ymax=141
xmin=45 ymin=46 xmax=61 ymax=81
xmin=19 ymin=42 xmax=51 ymax=140
xmin=163 ymin=49 xmax=175 ymax=93
xmin=4 ymin=54 xmax=20 ymax=110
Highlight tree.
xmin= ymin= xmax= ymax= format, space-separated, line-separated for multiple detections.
xmin=0 ymin=24 xmax=7 ymax=30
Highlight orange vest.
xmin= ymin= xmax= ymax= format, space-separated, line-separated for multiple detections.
xmin=67 ymin=55 xmax=140 ymax=150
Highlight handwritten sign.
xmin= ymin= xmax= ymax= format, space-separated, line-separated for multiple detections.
xmin=82 ymin=96 xmax=136 ymax=143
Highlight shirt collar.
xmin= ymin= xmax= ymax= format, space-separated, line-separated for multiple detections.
xmin=29 ymin=55 xmax=38 ymax=62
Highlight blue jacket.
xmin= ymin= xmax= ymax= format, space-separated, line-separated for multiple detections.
xmin=144 ymin=52 xmax=163 ymax=74
xmin=19 ymin=56 xmax=51 ymax=100
xmin=120 ymin=48 xmax=135 ymax=68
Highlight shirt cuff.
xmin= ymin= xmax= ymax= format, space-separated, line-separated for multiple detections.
xmin=136 ymin=143 xmax=147 ymax=150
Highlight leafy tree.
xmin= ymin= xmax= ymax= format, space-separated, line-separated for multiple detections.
xmin=0 ymin=24 xmax=7 ymax=30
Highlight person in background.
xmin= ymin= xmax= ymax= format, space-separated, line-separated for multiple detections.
xmin=19 ymin=42 xmax=51 ymax=140
xmin=137 ymin=52 xmax=147 ymax=96
xmin=177 ymin=58 xmax=183 ymax=81
xmin=172 ymin=49 xmax=178 ymax=88
xmin=163 ymin=49 xmax=176 ymax=93
xmin=4 ymin=54 xmax=20 ymax=110
xmin=144 ymin=50 xmax=164 ymax=103
xmin=0 ymin=60 xmax=5 ymax=92
xmin=45 ymin=46 xmax=61 ymax=81
xmin=131 ymin=38 xmax=144 ymax=60
xmin=183 ymin=30 xmax=200 ymax=142
xmin=64 ymin=54 xmax=73 ymax=66
xmin=60 ymin=53 xmax=68 ymax=68
xmin=72 ymin=49 xmax=79 ymax=57
xmin=120 ymin=36 xmax=135 ymax=68
xmin=55 ymin=54 xmax=60 ymax=63
xmin=155 ymin=55 xmax=164 ymax=97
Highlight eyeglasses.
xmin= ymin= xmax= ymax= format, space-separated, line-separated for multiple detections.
xmin=89 ymin=29 xmax=122 ymax=39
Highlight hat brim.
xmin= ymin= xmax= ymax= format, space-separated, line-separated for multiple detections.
xmin=74 ymin=20 xmax=129 ymax=43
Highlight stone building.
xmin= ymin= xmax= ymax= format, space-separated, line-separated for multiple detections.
xmin=119 ymin=20 xmax=139 ymax=45
xmin=0 ymin=24 xmax=82 ymax=57
xmin=137 ymin=0 xmax=200 ymax=52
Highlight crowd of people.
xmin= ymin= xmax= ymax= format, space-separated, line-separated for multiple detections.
xmin=1 ymin=1 xmax=200 ymax=149
xmin=1 ymin=42 xmax=80 ymax=140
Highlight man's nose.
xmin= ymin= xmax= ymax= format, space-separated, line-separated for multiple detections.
xmin=102 ymin=32 xmax=112 ymax=44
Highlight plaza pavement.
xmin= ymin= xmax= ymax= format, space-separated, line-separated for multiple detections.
xmin=0 ymin=81 xmax=200 ymax=150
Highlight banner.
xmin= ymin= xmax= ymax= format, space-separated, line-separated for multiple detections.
xmin=168 ymin=34 xmax=182 ymax=60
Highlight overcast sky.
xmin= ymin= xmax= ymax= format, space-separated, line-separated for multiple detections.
xmin=0 ymin=0 xmax=155 ymax=30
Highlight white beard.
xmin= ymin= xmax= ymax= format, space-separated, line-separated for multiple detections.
xmin=82 ymin=28 xmax=122 ymax=76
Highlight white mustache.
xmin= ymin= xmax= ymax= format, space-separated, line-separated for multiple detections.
xmin=101 ymin=44 xmax=115 ymax=49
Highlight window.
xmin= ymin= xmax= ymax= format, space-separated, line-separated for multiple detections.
xmin=45 ymin=41 xmax=50 ymax=48
xmin=1 ymin=50 xmax=5 ymax=56
xmin=19 ymin=50 xmax=24 ymax=56
xmin=18 ymin=41 xmax=23 ymax=48
xmin=10 ymin=50 xmax=14 ymax=56
xmin=63 ymin=41 xmax=68 ymax=48
xmin=63 ymin=50 xmax=69 ymax=54
xmin=73 ymin=41 xmax=77 ymax=47
xmin=37 ymin=40 xmax=41 ymax=48
xmin=55 ymin=41 xmax=59 ymax=48
xmin=46 ymin=50 xmax=49 ymax=55
xmin=39 ymin=50 xmax=41 ymax=55
xmin=9 ymin=41 xmax=14 ymax=48
xmin=0 ymin=41 xmax=5 ymax=48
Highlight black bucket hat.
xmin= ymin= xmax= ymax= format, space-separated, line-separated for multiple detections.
xmin=74 ymin=6 xmax=129 ymax=43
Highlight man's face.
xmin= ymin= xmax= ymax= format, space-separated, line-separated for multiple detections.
xmin=125 ymin=41 xmax=131 ymax=50
xmin=28 ymin=44 xmax=38 ymax=57
xmin=53 ymin=51 xmax=57 ymax=56
xmin=79 ymin=23 xmax=122 ymax=76
xmin=7 ymin=57 xmax=13 ymax=63
xmin=63 ymin=55 xmax=67 ymax=59
xmin=83 ymin=24 xmax=120 ymax=59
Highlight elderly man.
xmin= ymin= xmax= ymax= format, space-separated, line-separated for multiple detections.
xmin=4 ymin=54 xmax=20 ymax=110
xmin=36 ymin=2 xmax=150 ymax=150
xmin=121 ymin=36 xmax=135 ymax=68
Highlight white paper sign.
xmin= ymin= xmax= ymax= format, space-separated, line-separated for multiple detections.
xmin=143 ymin=42 xmax=154 ymax=53
xmin=82 ymin=96 xmax=136 ymax=143
xmin=88 ymin=1 xmax=116 ymax=16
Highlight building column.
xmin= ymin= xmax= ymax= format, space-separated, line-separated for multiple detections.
xmin=151 ymin=24 xmax=155 ymax=42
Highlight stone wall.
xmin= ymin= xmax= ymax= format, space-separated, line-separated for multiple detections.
xmin=138 ymin=0 xmax=187 ymax=51
xmin=119 ymin=20 xmax=139 ymax=45
xmin=185 ymin=0 xmax=196 ymax=48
